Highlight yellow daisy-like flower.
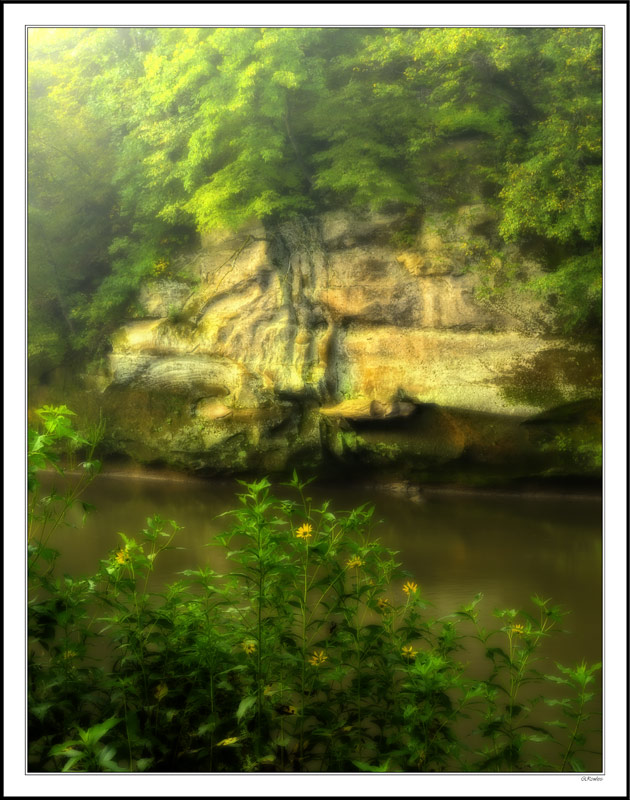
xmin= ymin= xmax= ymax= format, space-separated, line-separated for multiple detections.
xmin=402 ymin=645 xmax=418 ymax=660
xmin=402 ymin=581 xmax=418 ymax=596
xmin=217 ymin=737 xmax=239 ymax=746
xmin=62 ymin=649 xmax=77 ymax=660
xmin=114 ymin=548 xmax=130 ymax=565
xmin=377 ymin=597 xmax=391 ymax=611
xmin=241 ymin=641 xmax=256 ymax=655
xmin=309 ymin=649 xmax=328 ymax=667
xmin=346 ymin=556 xmax=364 ymax=569
xmin=295 ymin=523 xmax=313 ymax=540
xmin=510 ymin=623 xmax=525 ymax=636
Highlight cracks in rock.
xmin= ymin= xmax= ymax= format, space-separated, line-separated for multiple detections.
xmin=267 ymin=216 xmax=337 ymax=400
xmin=321 ymin=323 xmax=346 ymax=403
xmin=189 ymin=234 xmax=260 ymax=326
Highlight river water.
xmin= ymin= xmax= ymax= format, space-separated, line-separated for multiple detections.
xmin=38 ymin=471 xmax=603 ymax=770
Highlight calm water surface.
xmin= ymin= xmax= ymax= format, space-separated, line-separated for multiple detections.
xmin=42 ymin=472 xmax=603 ymax=769
xmin=48 ymin=473 xmax=603 ymax=663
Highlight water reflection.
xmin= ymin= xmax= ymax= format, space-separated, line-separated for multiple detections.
xmin=44 ymin=473 xmax=602 ymax=669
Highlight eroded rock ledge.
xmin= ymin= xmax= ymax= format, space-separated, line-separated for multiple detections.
xmin=84 ymin=208 xmax=600 ymax=481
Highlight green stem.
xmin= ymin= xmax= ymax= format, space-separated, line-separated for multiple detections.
xmin=122 ymin=689 xmax=133 ymax=771
xmin=210 ymin=672 xmax=215 ymax=771
xmin=355 ymin=566 xmax=362 ymax=757
xmin=256 ymin=520 xmax=264 ymax=757
xmin=299 ymin=542 xmax=309 ymax=767
xmin=560 ymin=695 xmax=585 ymax=772
xmin=29 ymin=469 xmax=94 ymax=572
xmin=128 ymin=561 xmax=149 ymax=706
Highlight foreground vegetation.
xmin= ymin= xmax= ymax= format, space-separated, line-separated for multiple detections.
xmin=28 ymin=407 xmax=601 ymax=772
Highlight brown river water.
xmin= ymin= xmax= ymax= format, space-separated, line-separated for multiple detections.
xmin=37 ymin=471 xmax=603 ymax=771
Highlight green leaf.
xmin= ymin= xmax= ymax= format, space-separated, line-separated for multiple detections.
xmin=50 ymin=743 xmax=82 ymax=757
xmin=86 ymin=717 xmax=121 ymax=745
xmin=30 ymin=703 xmax=53 ymax=721
xmin=352 ymin=759 xmax=392 ymax=772
xmin=236 ymin=695 xmax=257 ymax=722
xmin=569 ymin=756 xmax=585 ymax=772
xmin=62 ymin=755 xmax=84 ymax=772
xmin=98 ymin=745 xmax=117 ymax=763
xmin=100 ymin=759 xmax=126 ymax=772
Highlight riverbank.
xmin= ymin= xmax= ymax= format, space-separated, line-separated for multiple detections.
xmin=47 ymin=461 xmax=602 ymax=503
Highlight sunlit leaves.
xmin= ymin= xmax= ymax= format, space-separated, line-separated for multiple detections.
xmin=28 ymin=436 xmax=602 ymax=772
xmin=28 ymin=25 xmax=603 ymax=363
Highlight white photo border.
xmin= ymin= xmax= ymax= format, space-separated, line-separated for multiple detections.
xmin=5 ymin=3 xmax=627 ymax=797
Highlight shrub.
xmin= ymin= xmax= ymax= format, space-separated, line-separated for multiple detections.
xmin=27 ymin=412 xmax=601 ymax=772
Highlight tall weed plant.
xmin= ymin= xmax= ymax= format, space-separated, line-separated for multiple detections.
xmin=28 ymin=407 xmax=601 ymax=772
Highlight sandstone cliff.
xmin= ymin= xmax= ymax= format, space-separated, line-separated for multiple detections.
xmin=78 ymin=208 xmax=601 ymax=482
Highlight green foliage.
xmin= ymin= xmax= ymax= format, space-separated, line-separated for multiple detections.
xmin=166 ymin=304 xmax=188 ymax=325
xmin=544 ymin=661 xmax=602 ymax=772
xmin=49 ymin=718 xmax=124 ymax=772
xmin=28 ymin=27 xmax=602 ymax=369
xmin=527 ymin=251 xmax=602 ymax=335
xmin=28 ymin=30 xmax=141 ymax=368
xmin=543 ymin=427 xmax=602 ymax=472
xmin=28 ymin=417 xmax=601 ymax=772
xmin=498 ymin=29 xmax=602 ymax=245
xmin=498 ymin=348 xmax=602 ymax=411
xmin=28 ymin=405 xmax=105 ymax=580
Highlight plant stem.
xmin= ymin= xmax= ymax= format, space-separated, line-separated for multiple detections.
xmin=122 ymin=689 xmax=133 ymax=771
xmin=256 ymin=519 xmax=264 ymax=757
xmin=299 ymin=542 xmax=309 ymax=767
xmin=355 ymin=566 xmax=362 ymax=758
xmin=560 ymin=694 xmax=585 ymax=772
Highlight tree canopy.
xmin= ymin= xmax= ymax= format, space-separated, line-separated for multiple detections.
xmin=28 ymin=27 xmax=602 ymax=372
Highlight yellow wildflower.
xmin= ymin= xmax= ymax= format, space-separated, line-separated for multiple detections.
xmin=114 ymin=548 xmax=130 ymax=565
xmin=153 ymin=258 xmax=169 ymax=276
xmin=402 ymin=581 xmax=418 ymax=596
xmin=241 ymin=641 xmax=256 ymax=655
xmin=295 ymin=523 xmax=313 ymax=540
xmin=346 ymin=556 xmax=364 ymax=569
xmin=217 ymin=737 xmax=239 ymax=746
xmin=155 ymin=682 xmax=168 ymax=701
xmin=377 ymin=597 xmax=391 ymax=611
xmin=402 ymin=645 xmax=418 ymax=660
xmin=62 ymin=649 xmax=77 ymax=660
xmin=309 ymin=649 xmax=328 ymax=667
xmin=510 ymin=623 xmax=525 ymax=636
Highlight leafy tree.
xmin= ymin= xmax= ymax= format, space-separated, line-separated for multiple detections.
xmin=28 ymin=26 xmax=602 ymax=373
xmin=27 ymin=29 xmax=153 ymax=369
xmin=28 ymin=30 xmax=115 ymax=372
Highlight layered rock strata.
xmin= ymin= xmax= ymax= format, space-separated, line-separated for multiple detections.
xmin=89 ymin=208 xmax=600 ymax=480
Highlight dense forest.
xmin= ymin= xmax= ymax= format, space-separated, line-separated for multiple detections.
xmin=28 ymin=27 xmax=602 ymax=379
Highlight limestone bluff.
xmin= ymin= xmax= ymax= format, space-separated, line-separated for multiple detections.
xmin=77 ymin=208 xmax=600 ymax=483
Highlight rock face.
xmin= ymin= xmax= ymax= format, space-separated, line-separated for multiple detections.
xmin=91 ymin=208 xmax=601 ymax=481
